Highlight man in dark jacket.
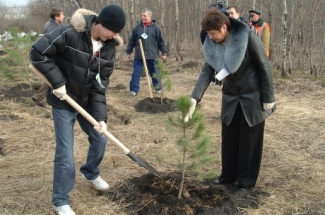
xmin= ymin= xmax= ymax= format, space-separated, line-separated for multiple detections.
xmin=29 ymin=5 xmax=126 ymax=215
xmin=126 ymin=8 xmax=168 ymax=96
xmin=32 ymin=8 xmax=65 ymax=107
xmin=185 ymin=9 xmax=275 ymax=190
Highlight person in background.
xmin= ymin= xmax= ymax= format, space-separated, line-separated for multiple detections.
xmin=249 ymin=9 xmax=271 ymax=58
xmin=200 ymin=0 xmax=228 ymax=45
xmin=30 ymin=5 xmax=126 ymax=215
xmin=32 ymin=8 xmax=65 ymax=107
xmin=227 ymin=5 xmax=248 ymax=23
xmin=185 ymin=9 xmax=275 ymax=191
xmin=126 ymin=8 xmax=168 ymax=97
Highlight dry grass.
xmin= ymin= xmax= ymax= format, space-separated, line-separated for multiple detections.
xmin=0 ymin=55 xmax=324 ymax=214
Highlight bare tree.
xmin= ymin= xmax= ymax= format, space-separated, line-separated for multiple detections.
xmin=251 ymin=0 xmax=256 ymax=9
xmin=281 ymin=0 xmax=288 ymax=77
xmin=174 ymin=0 xmax=182 ymax=61
xmin=308 ymin=0 xmax=317 ymax=76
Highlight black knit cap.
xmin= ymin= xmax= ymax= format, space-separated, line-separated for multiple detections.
xmin=98 ymin=5 xmax=126 ymax=33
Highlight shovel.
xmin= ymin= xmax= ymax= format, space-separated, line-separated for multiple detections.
xmin=138 ymin=39 xmax=154 ymax=101
xmin=29 ymin=64 xmax=159 ymax=177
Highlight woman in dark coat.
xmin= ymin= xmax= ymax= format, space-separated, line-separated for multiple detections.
xmin=185 ymin=9 xmax=275 ymax=189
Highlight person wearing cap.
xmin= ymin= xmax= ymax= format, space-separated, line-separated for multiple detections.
xmin=29 ymin=5 xmax=126 ymax=215
xmin=126 ymin=8 xmax=168 ymax=97
xmin=185 ymin=9 xmax=275 ymax=191
xmin=249 ymin=9 xmax=271 ymax=57
xmin=32 ymin=8 xmax=65 ymax=107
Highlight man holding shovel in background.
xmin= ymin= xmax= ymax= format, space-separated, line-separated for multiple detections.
xmin=29 ymin=5 xmax=125 ymax=215
xmin=126 ymin=8 xmax=168 ymax=97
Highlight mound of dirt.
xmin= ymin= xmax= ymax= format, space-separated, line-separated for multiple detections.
xmin=135 ymin=97 xmax=176 ymax=113
xmin=107 ymin=172 xmax=267 ymax=215
xmin=3 ymin=83 xmax=35 ymax=101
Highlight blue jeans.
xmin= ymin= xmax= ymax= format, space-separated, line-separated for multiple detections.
xmin=129 ymin=58 xmax=162 ymax=93
xmin=52 ymin=107 xmax=108 ymax=206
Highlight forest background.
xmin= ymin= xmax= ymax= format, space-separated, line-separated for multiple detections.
xmin=1 ymin=0 xmax=325 ymax=77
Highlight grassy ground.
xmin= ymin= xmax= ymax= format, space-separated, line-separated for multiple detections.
xmin=0 ymin=44 xmax=324 ymax=214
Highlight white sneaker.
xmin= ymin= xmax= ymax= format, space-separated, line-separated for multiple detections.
xmin=156 ymin=90 xmax=162 ymax=95
xmin=53 ymin=205 xmax=75 ymax=215
xmin=130 ymin=91 xmax=137 ymax=97
xmin=82 ymin=175 xmax=109 ymax=191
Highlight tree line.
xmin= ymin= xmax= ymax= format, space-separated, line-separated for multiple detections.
xmin=1 ymin=0 xmax=324 ymax=77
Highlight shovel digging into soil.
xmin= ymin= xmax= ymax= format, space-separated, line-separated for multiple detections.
xmin=29 ymin=64 xmax=159 ymax=177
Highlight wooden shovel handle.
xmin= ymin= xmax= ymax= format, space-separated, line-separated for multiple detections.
xmin=28 ymin=64 xmax=130 ymax=154
xmin=139 ymin=39 xmax=153 ymax=99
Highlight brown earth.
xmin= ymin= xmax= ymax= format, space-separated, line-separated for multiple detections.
xmin=0 ymin=55 xmax=324 ymax=215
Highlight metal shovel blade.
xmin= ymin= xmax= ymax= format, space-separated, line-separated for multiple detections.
xmin=127 ymin=152 xmax=159 ymax=177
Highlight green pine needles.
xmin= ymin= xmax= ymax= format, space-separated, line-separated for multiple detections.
xmin=168 ymin=96 xmax=217 ymax=199
xmin=155 ymin=59 xmax=172 ymax=103
xmin=157 ymin=58 xmax=172 ymax=92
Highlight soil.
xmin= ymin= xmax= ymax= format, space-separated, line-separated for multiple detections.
xmin=106 ymin=172 xmax=268 ymax=215
xmin=0 ymin=57 xmax=324 ymax=215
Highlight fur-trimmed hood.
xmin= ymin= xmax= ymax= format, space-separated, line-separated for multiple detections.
xmin=70 ymin=8 xmax=123 ymax=46
xmin=203 ymin=18 xmax=249 ymax=74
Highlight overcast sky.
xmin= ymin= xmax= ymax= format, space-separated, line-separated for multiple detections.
xmin=2 ymin=0 xmax=29 ymax=6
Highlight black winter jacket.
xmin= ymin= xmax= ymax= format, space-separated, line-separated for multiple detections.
xmin=192 ymin=18 xmax=275 ymax=127
xmin=30 ymin=9 xmax=123 ymax=122
xmin=126 ymin=20 xmax=167 ymax=59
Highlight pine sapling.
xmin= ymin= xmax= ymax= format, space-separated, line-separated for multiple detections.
xmin=168 ymin=96 xmax=216 ymax=199
xmin=155 ymin=59 xmax=172 ymax=103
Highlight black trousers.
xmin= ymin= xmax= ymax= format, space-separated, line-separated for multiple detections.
xmin=219 ymin=104 xmax=265 ymax=188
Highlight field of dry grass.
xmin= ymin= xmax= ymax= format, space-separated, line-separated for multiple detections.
xmin=0 ymin=48 xmax=324 ymax=214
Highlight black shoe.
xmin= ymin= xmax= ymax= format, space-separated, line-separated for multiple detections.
xmin=214 ymin=178 xmax=235 ymax=185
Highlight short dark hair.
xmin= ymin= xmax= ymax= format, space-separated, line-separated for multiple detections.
xmin=50 ymin=8 xmax=62 ymax=20
xmin=227 ymin=5 xmax=240 ymax=14
xmin=201 ymin=8 xmax=230 ymax=32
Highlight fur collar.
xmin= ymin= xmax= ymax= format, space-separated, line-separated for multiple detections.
xmin=70 ymin=8 xmax=123 ymax=46
xmin=203 ymin=18 xmax=249 ymax=74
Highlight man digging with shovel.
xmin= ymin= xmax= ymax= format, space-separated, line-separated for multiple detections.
xmin=29 ymin=5 xmax=125 ymax=215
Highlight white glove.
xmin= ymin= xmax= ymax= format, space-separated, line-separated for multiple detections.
xmin=53 ymin=85 xmax=67 ymax=100
xmin=94 ymin=121 xmax=107 ymax=134
xmin=184 ymin=98 xmax=197 ymax=123
xmin=263 ymin=102 xmax=275 ymax=110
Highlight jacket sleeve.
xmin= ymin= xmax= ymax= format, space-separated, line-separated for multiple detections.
xmin=29 ymin=27 xmax=67 ymax=89
xmin=191 ymin=62 xmax=215 ymax=102
xmin=126 ymin=27 xmax=137 ymax=55
xmin=249 ymin=31 xmax=275 ymax=103
xmin=261 ymin=24 xmax=271 ymax=57
xmin=156 ymin=27 xmax=168 ymax=56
